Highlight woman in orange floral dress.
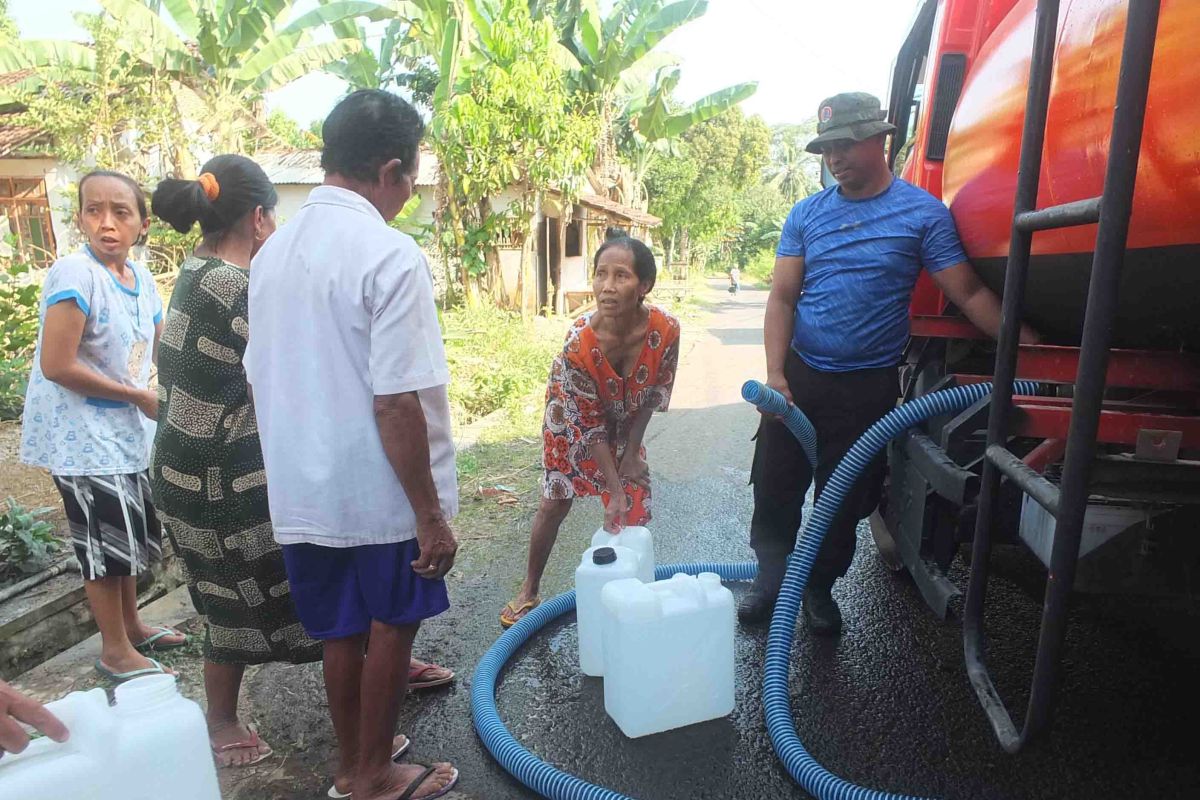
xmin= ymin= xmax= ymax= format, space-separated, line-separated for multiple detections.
xmin=500 ymin=236 xmax=680 ymax=628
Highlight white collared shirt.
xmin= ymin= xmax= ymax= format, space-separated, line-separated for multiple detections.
xmin=244 ymin=185 xmax=457 ymax=547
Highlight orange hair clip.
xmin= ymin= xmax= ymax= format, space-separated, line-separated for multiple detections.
xmin=197 ymin=172 xmax=220 ymax=202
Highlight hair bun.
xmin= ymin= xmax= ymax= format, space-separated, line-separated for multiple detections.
xmin=197 ymin=172 xmax=220 ymax=202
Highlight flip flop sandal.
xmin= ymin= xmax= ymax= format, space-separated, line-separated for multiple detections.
xmin=134 ymin=626 xmax=187 ymax=652
xmin=211 ymin=724 xmax=273 ymax=768
xmin=326 ymin=735 xmax=413 ymax=798
xmin=408 ymin=662 xmax=455 ymax=691
xmin=94 ymin=657 xmax=172 ymax=683
xmin=395 ymin=765 xmax=459 ymax=800
xmin=499 ymin=598 xmax=541 ymax=629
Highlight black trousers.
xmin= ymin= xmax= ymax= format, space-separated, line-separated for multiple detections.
xmin=749 ymin=350 xmax=899 ymax=592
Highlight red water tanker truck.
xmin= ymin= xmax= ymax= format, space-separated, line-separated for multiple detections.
xmin=876 ymin=0 xmax=1198 ymax=751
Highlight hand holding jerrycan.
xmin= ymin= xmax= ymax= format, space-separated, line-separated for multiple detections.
xmin=575 ymin=526 xmax=657 ymax=676
xmin=589 ymin=525 xmax=655 ymax=584
xmin=0 ymin=674 xmax=220 ymax=800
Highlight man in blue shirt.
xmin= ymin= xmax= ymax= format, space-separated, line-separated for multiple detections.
xmin=740 ymin=93 xmax=1037 ymax=633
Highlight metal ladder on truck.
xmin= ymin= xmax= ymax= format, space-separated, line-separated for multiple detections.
xmin=963 ymin=0 xmax=1163 ymax=754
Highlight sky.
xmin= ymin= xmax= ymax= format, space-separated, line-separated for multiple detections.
xmin=9 ymin=0 xmax=924 ymax=128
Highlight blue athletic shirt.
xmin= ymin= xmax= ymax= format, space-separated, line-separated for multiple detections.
xmin=776 ymin=177 xmax=966 ymax=372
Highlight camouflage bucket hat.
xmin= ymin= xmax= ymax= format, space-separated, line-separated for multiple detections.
xmin=805 ymin=92 xmax=896 ymax=154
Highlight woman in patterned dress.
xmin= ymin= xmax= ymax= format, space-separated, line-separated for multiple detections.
xmin=150 ymin=156 xmax=321 ymax=767
xmin=500 ymin=236 xmax=680 ymax=628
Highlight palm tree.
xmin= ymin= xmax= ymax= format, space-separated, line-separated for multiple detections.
xmin=768 ymin=139 xmax=820 ymax=204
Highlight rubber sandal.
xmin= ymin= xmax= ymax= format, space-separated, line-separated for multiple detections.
xmin=395 ymin=765 xmax=459 ymax=800
xmin=499 ymin=598 xmax=540 ymax=629
xmin=326 ymin=735 xmax=413 ymax=798
xmin=408 ymin=661 xmax=455 ymax=691
xmin=211 ymin=724 xmax=273 ymax=768
xmin=94 ymin=657 xmax=172 ymax=683
xmin=133 ymin=625 xmax=187 ymax=652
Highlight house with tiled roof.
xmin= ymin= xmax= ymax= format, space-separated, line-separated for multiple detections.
xmin=255 ymin=148 xmax=660 ymax=314
xmin=0 ymin=69 xmax=74 ymax=266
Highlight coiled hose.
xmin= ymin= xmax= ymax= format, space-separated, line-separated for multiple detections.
xmin=471 ymin=379 xmax=1037 ymax=800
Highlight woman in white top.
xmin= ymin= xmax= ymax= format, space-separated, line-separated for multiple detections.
xmin=20 ymin=170 xmax=185 ymax=682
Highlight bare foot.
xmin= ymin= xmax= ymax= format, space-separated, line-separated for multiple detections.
xmin=330 ymin=734 xmax=412 ymax=797
xmin=210 ymin=720 xmax=272 ymax=768
xmin=355 ymin=761 xmax=457 ymax=800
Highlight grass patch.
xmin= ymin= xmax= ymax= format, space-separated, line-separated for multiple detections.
xmin=742 ymin=250 xmax=775 ymax=287
xmin=442 ymin=305 xmax=563 ymax=428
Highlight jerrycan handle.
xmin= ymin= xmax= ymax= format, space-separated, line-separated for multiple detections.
xmin=668 ymin=572 xmax=706 ymax=605
xmin=0 ymin=690 xmax=100 ymax=768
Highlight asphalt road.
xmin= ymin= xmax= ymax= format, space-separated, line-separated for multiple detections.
xmin=247 ymin=284 xmax=1200 ymax=800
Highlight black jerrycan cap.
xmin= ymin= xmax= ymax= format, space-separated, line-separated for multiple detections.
xmin=593 ymin=547 xmax=617 ymax=565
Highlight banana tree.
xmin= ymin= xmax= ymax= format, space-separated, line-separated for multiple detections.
xmin=318 ymin=0 xmax=429 ymax=91
xmin=619 ymin=65 xmax=756 ymax=207
xmin=557 ymin=0 xmax=753 ymax=204
xmin=12 ymin=0 xmax=388 ymax=152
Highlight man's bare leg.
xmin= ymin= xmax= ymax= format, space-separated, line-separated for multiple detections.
xmin=353 ymin=620 xmax=455 ymax=800
xmin=324 ymin=632 xmax=367 ymax=794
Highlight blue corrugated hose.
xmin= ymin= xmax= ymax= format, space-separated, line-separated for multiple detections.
xmin=471 ymin=380 xmax=1038 ymax=800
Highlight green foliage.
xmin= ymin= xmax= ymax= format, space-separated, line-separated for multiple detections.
xmin=0 ymin=254 xmax=41 ymax=358
xmin=11 ymin=14 xmax=185 ymax=179
xmin=12 ymin=0 xmax=380 ymax=155
xmin=0 ymin=251 xmax=42 ymax=420
xmin=768 ymin=120 xmax=822 ymax=203
xmin=145 ymin=223 xmax=200 ymax=275
xmin=265 ymin=109 xmax=321 ymax=149
xmin=731 ymin=182 xmax=788 ymax=269
xmin=553 ymin=0 xmax=755 ymax=207
xmin=442 ymin=303 xmax=561 ymax=424
xmin=0 ymin=498 xmax=60 ymax=581
xmin=434 ymin=0 xmax=598 ymax=301
xmin=0 ymin=357 xmax=29 ymax=421
xmin=319 ymin=0 xmax=421 ymax=91
xmin=645 ymin=106 xmax=770 ymax=267
xmin=742 ymin=248 xmax=776 ymax=286
xmin=0 ymin=0 xmax=17 ymax=44
xmin=559 ymin=0 xmax=708 ymax=96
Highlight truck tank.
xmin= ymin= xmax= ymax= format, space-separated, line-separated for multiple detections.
xmin=942 ymin=0 xmax=1200 ymax=350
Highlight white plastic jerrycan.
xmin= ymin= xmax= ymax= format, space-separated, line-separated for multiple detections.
xmin=590 ymin=525 xmax=655 ymax=584
xmin=600 ymin=572 xmax=736 ymax=738
xmin=0 ymin=674 xmax=221 ymax=800
xmin=575 ymin=544 xmax=640 ymax=676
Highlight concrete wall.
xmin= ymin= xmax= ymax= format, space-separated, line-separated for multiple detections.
xmin=561 ymin=254 xmax=588 ymax=293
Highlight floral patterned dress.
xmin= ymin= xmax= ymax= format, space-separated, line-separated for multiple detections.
xmin=542 ymin=305 xmax=680 ymax=523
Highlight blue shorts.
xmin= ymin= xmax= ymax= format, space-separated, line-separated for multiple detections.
xmin=281 ymin=539 xmax=450 ymax=640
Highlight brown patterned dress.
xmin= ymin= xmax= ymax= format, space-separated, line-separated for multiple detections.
xmin=151 ymin=256 xmax=320 ymax=664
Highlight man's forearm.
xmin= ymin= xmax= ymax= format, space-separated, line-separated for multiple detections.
xmin=960 ymin=290 xmax=1039 ymax=344
xmin=764 ymin=293 xmax=795 ymax=378
xmin=374 ymin=392 xmax=443 ymax=521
